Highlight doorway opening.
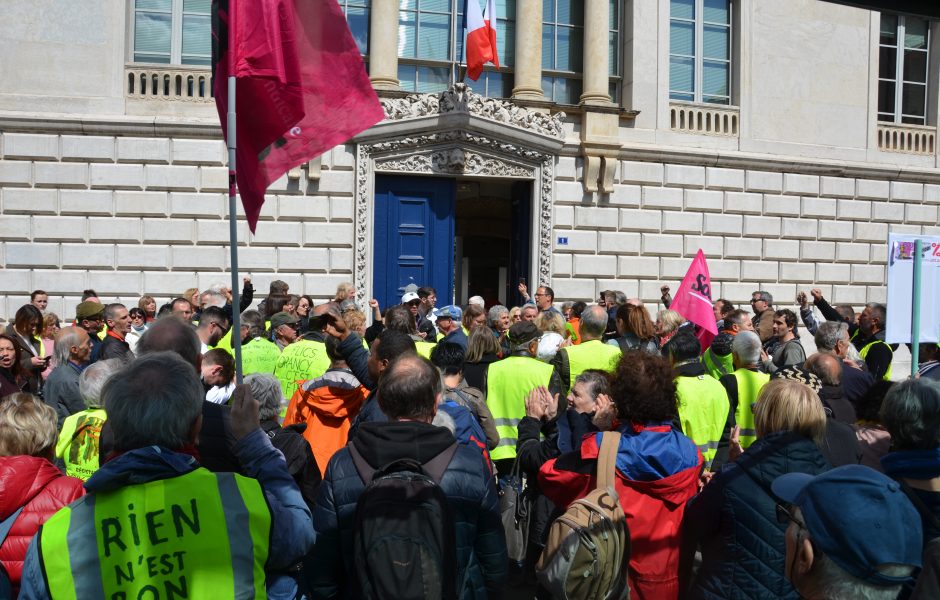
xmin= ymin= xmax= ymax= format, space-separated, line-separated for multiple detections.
xmin=454 ymin=179 xmax=531 ymax=308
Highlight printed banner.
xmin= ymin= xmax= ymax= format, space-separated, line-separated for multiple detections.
xmin=885 ymin=234 xmax=940 ymax=344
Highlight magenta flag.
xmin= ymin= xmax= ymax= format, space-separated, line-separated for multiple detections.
xmin=213 ymin=0 xmax=384 ymax=232
xmin=669 ymin=250 xmax=718 ymax=349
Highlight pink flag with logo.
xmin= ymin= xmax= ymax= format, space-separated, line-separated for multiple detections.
xmin=669 ymin=249 xmax=718 ymax=349
xmin=213 ymin=0 xmax=384 ymax=232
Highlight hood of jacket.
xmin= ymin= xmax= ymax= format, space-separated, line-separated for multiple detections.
xmin=298 ymin=369 xmax=367 ymax=419
xmin=0 ymin=456 xmax=71 ymax=519
xmin=85 ymin=446 xmax=199 ymax=493
xmin=352 ymin=421 xmax=457 ymax=469
xmin=734 ymin=430 xmax=830 ymax=494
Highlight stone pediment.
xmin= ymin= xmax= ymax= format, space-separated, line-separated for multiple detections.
xmin=372 ymin=131 xmax=538 ymax=178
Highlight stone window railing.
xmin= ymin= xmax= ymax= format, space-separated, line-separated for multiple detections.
xmin=125 ymin=66 xmax=214 ymax=103
xmin=670 ymin=101 xmax=739 ymax=137
xmin=877 ymin=122 xmax=936 ymax=155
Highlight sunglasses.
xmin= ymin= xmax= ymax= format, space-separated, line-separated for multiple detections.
xmin=407 ymin=301 xmax=421 ymax=306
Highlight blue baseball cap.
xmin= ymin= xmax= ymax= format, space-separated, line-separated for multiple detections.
xmin=772 ymin=465 xmax=922 ymax=586
xmin=436 ymin=305 xmax=462 ymax=320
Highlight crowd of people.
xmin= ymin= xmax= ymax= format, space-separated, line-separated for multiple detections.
xmin=0 ymin=278 xmax=938 ymax=599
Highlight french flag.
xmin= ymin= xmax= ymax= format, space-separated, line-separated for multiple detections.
xmin=465 ymin=0 xmax=499 ymax=81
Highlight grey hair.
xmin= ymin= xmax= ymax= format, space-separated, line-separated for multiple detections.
xmin=880 ymin=378 xmax=940 ymax=450
xmin=103 ymin=351 xmax=204 ymax=451
xmin=574 ymin=370 xmax=609 ymax=400
xmin=815 ymin=321 xmax=849 ymax=352
xmin=866 ymin=302 xmax=887 ymax=324
xmin=53 ymin=327 xmax=83 ymax=365
xmin=79 ymin=358 xmax=123 ymax=409
xmin=732 ymin=331 xmax=762 ymax=364
xmin=487 ymin=305 xmax=509 ymax=327
xmin=579 ymin=305 xmax=608 ymax=339
xmin=561 ymin=301 xmax=574 ymax=313
xmin=200 ymin=289 xmax=226 ymax=308
xmin=103 ymin=303 xmax=126 ymax=322
xmin=245 ymin=373 xmax=284 ymax=421
xmin=754 ymin=290 xmax=773 ymax=304
xmin=240 ymin=310 xmax=265 ymax=339
xmin=804 ymin=546 xmax=910 ymax=600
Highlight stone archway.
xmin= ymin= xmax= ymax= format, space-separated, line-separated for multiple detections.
xmin=352 ymin=84 xmax=566 ymax=300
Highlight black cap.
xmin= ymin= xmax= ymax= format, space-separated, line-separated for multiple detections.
xmin=507 ymin=321 xmax=540 ymax=346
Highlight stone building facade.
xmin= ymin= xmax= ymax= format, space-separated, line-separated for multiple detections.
xmin=0 ymin=0 xmax=938 ymax=331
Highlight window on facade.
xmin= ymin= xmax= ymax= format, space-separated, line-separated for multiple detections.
xmin=878 ymin=14 xmax=930 ymax=125
xmin=339 ymin=0 xmax=371 ymax=55
xmin=398 ymin=0 xmax=515 ymax=96
xmin=669 ymin=0 xmax=731 ymax=105
xmin=609 ymin=0 xmax=621 ymax=103
xmin=542 ymin=0 xmax=584 ymax=104
xmin=133 ymin=0 xmax=211 ymax=66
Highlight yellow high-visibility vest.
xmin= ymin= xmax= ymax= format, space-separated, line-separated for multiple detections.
xmin=486 ymin=356 xmax=554 ymax=461
xmin=675 ymin=374 xmax=730 ymax=470
xmin=732 ymin=369 xmax=770 ymax=449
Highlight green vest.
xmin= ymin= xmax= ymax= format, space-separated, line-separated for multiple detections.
xmin=702 ymin=347 xmax=734 ymax=380
xmin=274 ymin=339 xmax=331 ymax=399
xmin=213 ymin=327 xmax=234 ymax=354
xmin=733 ymin=369 xmax=770 ymax=450
xmin=55 ymin=409 xmax=107 ymax=482
xmin=416 ymin=340 xmax=436 ymax=359
xmin=562 ymin=340 xmax=621 ymax=391
xmin=675 ymin=374 xmax=730 ymax=470
xmin=486 ymin=356 xmax=554 ymax=461
xmin=39 ymin=468 xmax=271 ymax=600
xmin=859 ymin=340 xmax=893 ymax=381
xmin=238 ymin=337 xmax=281 ymax=376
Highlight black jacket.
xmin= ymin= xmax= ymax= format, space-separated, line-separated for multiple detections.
xmin=463 ymin=352 xmax=500 ymax=391
xmin=307 ymin=421 xmax=508 ymax=599
xmin=99 ymin=334 xmax=133 ymax=361
xmin=683 ymin=431 xmax=830 ymax=600
xmin=261 ymin=419 xmax=321 ymax=512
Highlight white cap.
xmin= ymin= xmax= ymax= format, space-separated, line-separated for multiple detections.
xmin=468 ymin=295 xmax=485 ymax=307
xmin=401 ymin=291 xmax=420 ymax=304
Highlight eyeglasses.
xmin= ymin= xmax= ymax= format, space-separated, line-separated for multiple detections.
xmin=750 ymin=299 xmax=761 ymax=304
xmin=775 ymin=503 xmax=804 ymax=528
xmin=407 ymin=301 xmax=420 ymax=306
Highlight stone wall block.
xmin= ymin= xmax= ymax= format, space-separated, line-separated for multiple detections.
xmin=724 ymin=191 xmax=763 ymax=214
xmin=61 ymin=135 xmax=114 ymax=162
xmin=871 ymin=201 xmax=903 ymax=223
xmin=642 ymin=186 xmax=684 ymax=209
xmin=820 ymin=176 xmax=856 ymax=198
xmin=888 ymin=224 xmax=922 ymax=235
xmin=34 ymin=162 xmax=87 ymax=188
xmin=641 ymin=233 xmax=683 ymax=256
xmin=0 ymin=216 xmax=31 ymax=241
xmin=762 ymin=194 xmax=800 ymax=216
xmin=724 ymin=237 xmax=762 ymax=258
xmin=172 ymin=246 xmax=226 ymax=270
xmin=575 ymin=206 xmax=618 ymax=230
xmin=779 ymin=262 xmax=815 ymax=282
xmin=741 ymin=260 xmax=779 ymax=281
xmin=3 ymin=188 xmax=57 ymax=214
xmin=835 ymin=243 xmax=871 ymax=263
xmin=924 ymin=184 xmax=940 ymax=204
xmin=554 ymin=205 xmax=574 ymax=228
xmin=890 ymin=181 xmax=924 ymax=202
xmin=743 ymin=216 xmax=782 ymax=238
xmin=781 ymin=218 xmax=817 ymax=239
xmin=870 ymin=244 xmax=888 ymax=264
xmin=33 ymin=271 xmax=86 ymax=296
xmin=608 ymin=184 xmax=641 ymax=206
xmin=663 ymin=211 xmax=704 ymax=234
xmin=619 ymin=208 xmax=662 ymax=232
xmin=298 ymin=274 xmax=354 ymax=296
xmin=555 ymin=181 xmax=585 ymax=203
xmin=85 ymin=272 xmax=142 ymax=295
xmin=0 ymin=270 xmax=31 ymax=295
xmin=703 ymin=213 xmax=742 ymax=235
xmin=904 ymin=204 xmax=939 ymax=224
xmin=114 ymin=191 xmax=167 ymax=217
xmin=598 ymin=232 xmax=641 ymax=254
xmin=618 ymin=256 xmax=660 ymax=278
xmin=171 ymin=139 xmax=226 ymax=165
xmin=685 ymin=189 xmax=724 ymax=212
xmin=144 ymin=165 xmax=199 ymax=191
xmin=0 ymin=161 xmax=33 ymax=186
xmin=620 ymin=160 xmax=663 ymax=185
xmin=800 ymin=197 xmax=836 ymax=218
xmin=553 ymin=254 xmax=572 ymax=277
xmin=705 ymin=167 xmax=745 ymax=190
xmin=117 ymin=138 xmax=170 ymax=164
xmin=196 ymin=220 xmax=250 ymax=246
xmin=330 ymin=196 xmax=353 ymax=222
xmin=664 ymin=164 xmax=705 ymax=187
xmin=556 ymin=156 xmax=577 ymax=180
xmin=302 ymin=223 xmax=354 ymax=247
xmin=573 ymin=254 xmax=617 ymax=277
xmin=3 ymin=133 xmax=58 ymax=160
xmin=783 ymin=174 xmax=820 ymax=196
xmin=313 ymin=170 xmax=354 ymax=195
xmin=836 ymin=199 xmax=871 ymax=220
xmin=851 ymin=264 xmax=885 ymax=284
xmin=554 ymin=230 xmax=598 ymax=253
xmin=831 ymin=285 xmax=867 ymax=304
xmin=817 ymin=220 xmax=854 ymax=241
xmin=331 ymin=145 xmax=356 ymax=170
xmin=90 ymin=164 xmax=145 ymax=190
xmin=142 ymin=219 xmax=194 ymax=244
xmin=6 ymin=243 xmax=58 ymax=267
xmin=60 ymin=190 xmax=113 ymax=215
xmin=801 ymin=241 xmax=836 ymax=261
xmin=746 ymin=170 xmax=784 ymax=193
xmin=117 ymin=245 xmax=169 ymax=270
xmin=683 ymin=235 xmax=723 ymax=257
xmin=856 ymin=179 xmax=889 ymax=200
xmin=61 ymin=243 xmax=113 ymax=268
xmin=707 ymin=258 xmax=741 ymax=280
xmin=246 ymin=222 xmax=303 ymax=247
xmin=200 ymin=166 xmax=229 ymax=192
xmin=278 ymin=196 xmax=330 ymax=221
xmin=33 ymin=217 xmax=87 ymax=242
xmin=764 ymin=239 xmax=801 ymax=260
xmin=329 ymin=248 xmax=353 ymax=272
xmin=854 ymin=222 xmax=888 ymax=242
xmin=816 ymin=263 xmax=851 ymax=283
xmin=89 ymin=218 xmax=141 ymax=243
xmin=169 ymin=192 xmax=225 ymax=219
xmin=143 ymin=272 xmax=200 ymax=296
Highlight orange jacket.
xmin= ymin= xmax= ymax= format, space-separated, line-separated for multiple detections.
xmin=283 ymin=368 xmax=369 ymax=474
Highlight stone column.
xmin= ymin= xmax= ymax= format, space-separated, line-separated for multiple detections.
xmin=512 ymin=0 xmax=545 ymax=100
xmin=580 ymin=0 xmax=610 ymax=104
xmin=369 ymin=0 xmax=400 ymax=90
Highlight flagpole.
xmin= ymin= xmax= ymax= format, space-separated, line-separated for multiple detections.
xmin=911 ymin=239 xmax=923 ymax=378
xmin=227 ymin=0 xmax=243 ymax=384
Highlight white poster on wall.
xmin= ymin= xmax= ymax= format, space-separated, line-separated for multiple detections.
xmin=885 ymin=234 xmax=940 ymax=344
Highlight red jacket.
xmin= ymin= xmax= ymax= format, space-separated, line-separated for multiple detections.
xmin=0 ymin=455 xmax=85 ymax=593
xmin=539 ymin=425 xmax=702 ymax=600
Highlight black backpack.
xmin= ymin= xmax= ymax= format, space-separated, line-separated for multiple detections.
xmin=349 ymin=442 xmax=459 ymax=600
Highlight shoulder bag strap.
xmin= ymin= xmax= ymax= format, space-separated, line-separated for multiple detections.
xmin=596 ymin=431 xmax=622 ymax=491
xmin=0 ymin=506 xmax=25 ymax=547
xmin=422 ymin=443 xmax=458 ymax=484
xmin=347 ymin=442 xmax=376 ymax=485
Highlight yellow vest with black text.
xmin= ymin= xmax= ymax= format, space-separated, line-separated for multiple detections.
xmin=486 ymin=356 xmax=554 ymax=461
xmin=38 ymin=468 xmax=271 ymax=600
xmin=274 ymin=339 xmax=330 ymax=399
xmin=562 ymin=340 xmax=621 ymax=391
xmin=859 ymin=340 xmax=893 ymax=381
xmin=675 ymin=374 xmax=730 ymax=470
xmin=54 ymin=409 xmax=107 ymax=481
xmin=702 ymin=347 xmax=734 ymax=380
xmin=733 ymin=369 xmax=770 ymax=449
